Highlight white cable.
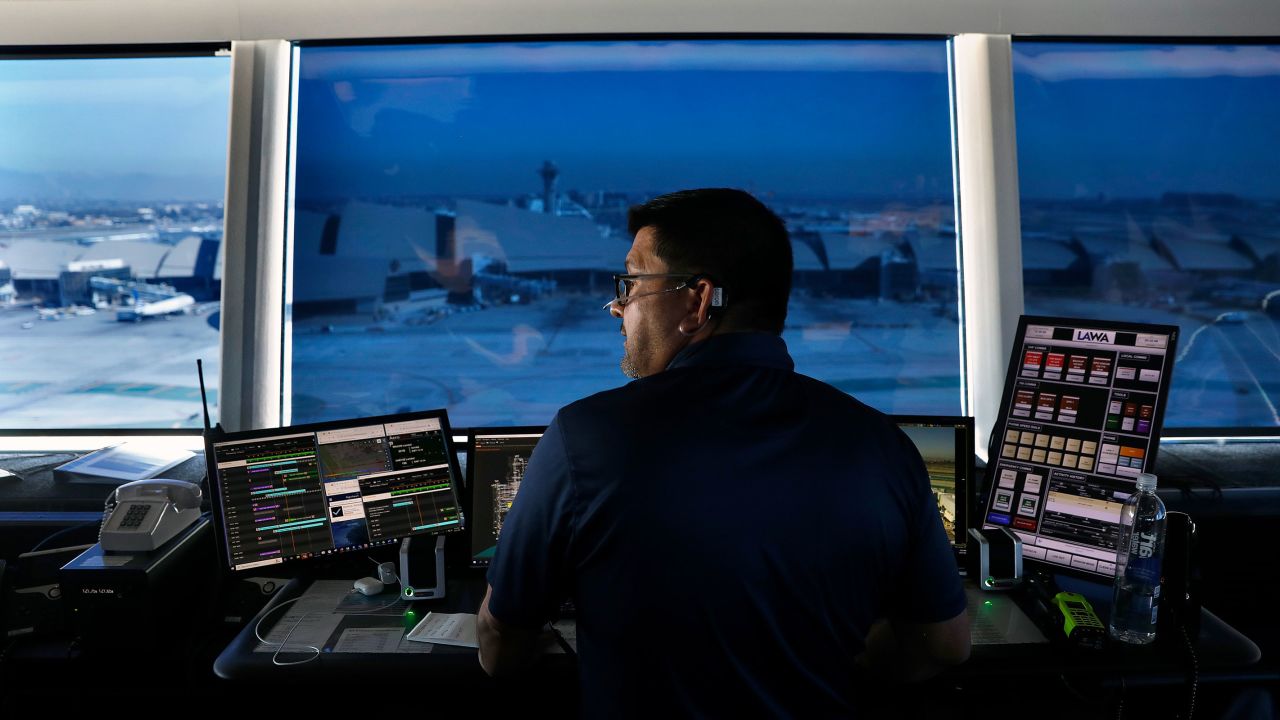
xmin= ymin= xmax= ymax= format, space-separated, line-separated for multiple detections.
xmin=98 ymin=487 xmax=118 ymax=539
xmin=253 ymin=575 xmax=409 ymax=667
xmin=252 ymin=596 xmax=321 ymax=666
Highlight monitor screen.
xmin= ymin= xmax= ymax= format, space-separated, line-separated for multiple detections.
xmin=892 ymin=415 xmax=974 ymax=551
xmin=207 ymin=410 xmax=465 ymax=572
xmin=981 ymin=316 xmax=1178 ymax=579
xmin=465 ymin=427 xmax=546 ymax=567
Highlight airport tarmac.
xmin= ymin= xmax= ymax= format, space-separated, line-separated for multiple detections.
xmin=289 ymin=291 xmax=964 ymax=428
xmin=1 ymin=290 xmax=1274 ymax=431
xmin=0 ymin=304 xmax=220 ymax=428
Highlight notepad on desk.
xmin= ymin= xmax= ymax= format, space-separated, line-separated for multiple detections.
xmin=406 ymin=612 xmax=480 ymax=648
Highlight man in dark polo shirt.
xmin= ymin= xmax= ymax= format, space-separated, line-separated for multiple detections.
xmin=477 ymin=188 xmax=969 ymax=716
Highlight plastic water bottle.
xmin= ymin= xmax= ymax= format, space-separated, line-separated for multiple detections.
xmin=1109 ymin=472 xmax=1166 ymax=645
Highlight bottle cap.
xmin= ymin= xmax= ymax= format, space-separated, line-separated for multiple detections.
xmin=1135 ymin=472 xmax=1158 ymax=492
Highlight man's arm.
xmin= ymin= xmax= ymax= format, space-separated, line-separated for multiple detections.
xmin=856 ymin=609 xmax=971 ymax=684
xmin=855 ymin=426 xmax=971 ymax=683
xmin=477 ymin=584 xmax=542 ymax=676
xmin=474 ymin=417 xmax=575 ymax=677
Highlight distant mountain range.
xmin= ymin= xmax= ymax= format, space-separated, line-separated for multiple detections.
xmin=0 ymin=167 xmax=223 ymax=203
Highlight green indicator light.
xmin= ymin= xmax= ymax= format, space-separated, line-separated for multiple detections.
xmin=986 ymin=576 xmax=995 ymax=586
xmin=404 ymin=587 xmax=413 ymax=596
xmin=984 ymin=600 xmax=993 ymax=607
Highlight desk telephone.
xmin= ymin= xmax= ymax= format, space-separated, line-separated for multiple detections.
xmin=100 ymin=478 xmax=202 ymax=553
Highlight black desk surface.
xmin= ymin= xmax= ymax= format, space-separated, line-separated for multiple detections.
xmin=215 ymin=575 xmax=1261 ymax=687
xmin=956 ymin=605 xmax=1260 ymax=683
xmin=0 ymin=451 xmax=208 ymax=514
xmin=213 ymin=573 xmax=577 ymax=714
xmin=215 ymin=575 xmax=506 ymax=682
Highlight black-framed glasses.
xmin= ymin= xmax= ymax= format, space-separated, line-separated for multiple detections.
xmin=603 ymin=273 xmax=700 ymax=310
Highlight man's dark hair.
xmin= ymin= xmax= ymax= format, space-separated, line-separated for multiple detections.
xmin=627 ymin=188 xmax=792 ymax=334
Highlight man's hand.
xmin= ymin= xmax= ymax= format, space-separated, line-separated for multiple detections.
xmin=855 ymin=609 xmax=971 ymax=684
xmin=476 ymin=584 xmax=542 ymax=676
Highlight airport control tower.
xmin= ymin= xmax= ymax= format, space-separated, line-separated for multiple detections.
xmin=539 ymin=160 xmax=559 ymax=215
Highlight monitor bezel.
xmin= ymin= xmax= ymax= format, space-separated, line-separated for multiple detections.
xmin=983 ymin=314 xmax=1180 ymax=582
xmin=462 ymin=425 xmax=548 ymax=568
xmin=204 ymin=408 xmax=467 ymax=576
xmin=889 ymin=414 xmax=975 ymax=555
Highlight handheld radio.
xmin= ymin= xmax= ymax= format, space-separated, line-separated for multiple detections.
xmin=1053 ymin=591 xmax=1106 ymax=649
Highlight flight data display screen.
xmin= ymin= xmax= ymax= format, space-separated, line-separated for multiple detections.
xmin=982 ymin=316 xmax=1178 ymax=578
xmin=466 ymin=429 xmax=544 ymax=567
xmin=210 ymin=414 xmax=464 ymax=572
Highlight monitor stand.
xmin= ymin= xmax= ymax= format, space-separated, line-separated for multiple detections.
xmin=399 ymin=535 xmax=447 ymax=601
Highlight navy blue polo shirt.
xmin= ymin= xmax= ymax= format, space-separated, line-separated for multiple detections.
xmin=487 ymin=332 xmax=966 ymax=717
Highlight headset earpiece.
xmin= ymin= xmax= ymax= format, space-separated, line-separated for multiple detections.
xmin=687 ymin=274 xmax=726 ymax=319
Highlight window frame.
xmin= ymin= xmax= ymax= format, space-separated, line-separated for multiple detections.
xmin=4 ymin=34 xmax=1274 ymax=445
xmin=0 ymin=42 xmax=232 ymax=434
xmin=277 ymin=32 xmax=971 ymax=429
xmin=1007 ymin=34 xmax=1280 ymax=439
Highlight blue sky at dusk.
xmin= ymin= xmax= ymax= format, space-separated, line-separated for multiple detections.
xmin=0 ymin=55 xmax=230 ymax=200
xmin=1014 ymin=43 xmax=1280 ymax=200
xmin=294 ymin=40 xmax=956 ymax=201
xmin=2 ymin=42 xmax=1277 ymax=203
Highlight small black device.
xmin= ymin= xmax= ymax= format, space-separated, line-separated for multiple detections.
xmin=60 ymin=516 xmax=214 ymax=654
xmin=1160 ymin=510 xmax=1201 ymax=639
xmin=967 ymin=526 xmax=1023 ymax=589
xmin=222 ymin=576 xmax=284 ymax=623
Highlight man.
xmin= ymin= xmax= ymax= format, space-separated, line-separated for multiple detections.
xmin=477 ymin=188 xmax=969 ymax=716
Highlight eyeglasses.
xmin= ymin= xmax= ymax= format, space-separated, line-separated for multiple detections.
xmin=602 ymin=273 xmax=700 ymax=311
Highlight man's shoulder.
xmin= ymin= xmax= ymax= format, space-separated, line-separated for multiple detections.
xmin=557 ymin=378 xmax=656 ymax=423
xmin=791 ymin=371 xmax=891 ymax=420
xmin=558 ymin=367 xmax=888 ymax=428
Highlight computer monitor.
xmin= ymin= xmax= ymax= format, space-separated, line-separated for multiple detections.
xmin=464 ymin=426 xmax=546 ymax=567
xmin=891 ymin=415 xmax=974 ymax=553
xmin=206 ymin=410 xmax=465 ymax=573
xmin=981 ymin=315 xmax=1178 ymax=579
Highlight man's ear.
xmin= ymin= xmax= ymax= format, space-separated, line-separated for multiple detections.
xmin=678 ymin=277 xmax=719 ymax=335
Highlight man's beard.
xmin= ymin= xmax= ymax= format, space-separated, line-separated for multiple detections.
xmin=620 ymin=348 xmax=641 ymax=379
xmin=620 ymin=332 xmax=646 ymax=379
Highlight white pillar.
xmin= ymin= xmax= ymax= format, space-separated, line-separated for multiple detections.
xmin=220 ymin=40 xmax=292 ymax=432
xmin=951 ymin=34 xmax=1025 ymax=460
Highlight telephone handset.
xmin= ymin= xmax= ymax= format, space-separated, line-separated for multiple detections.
xmin=100 ymin=478 xmax=202 ymax=553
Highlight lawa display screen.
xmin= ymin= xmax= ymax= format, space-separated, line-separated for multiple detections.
xmin=982 ymin=316 xmax=1178 ymax=578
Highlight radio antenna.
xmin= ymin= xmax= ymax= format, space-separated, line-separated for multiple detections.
xmin=197 ymin=358 xmax=213 ymax=432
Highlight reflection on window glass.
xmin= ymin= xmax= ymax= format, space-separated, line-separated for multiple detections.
xmin=0 ymin=55 xmax=230 ymax=428
xmin=1014 ymin=43 xmax=1280 ymax=429
xmin=290 ymin=39 xmax=960 ymax=426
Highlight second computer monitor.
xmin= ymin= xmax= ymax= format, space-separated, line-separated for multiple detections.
xmin=891 ymin=415 xmax=975 ymax=552
xmin=466 ymin=426 xmax=547 ymax=567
